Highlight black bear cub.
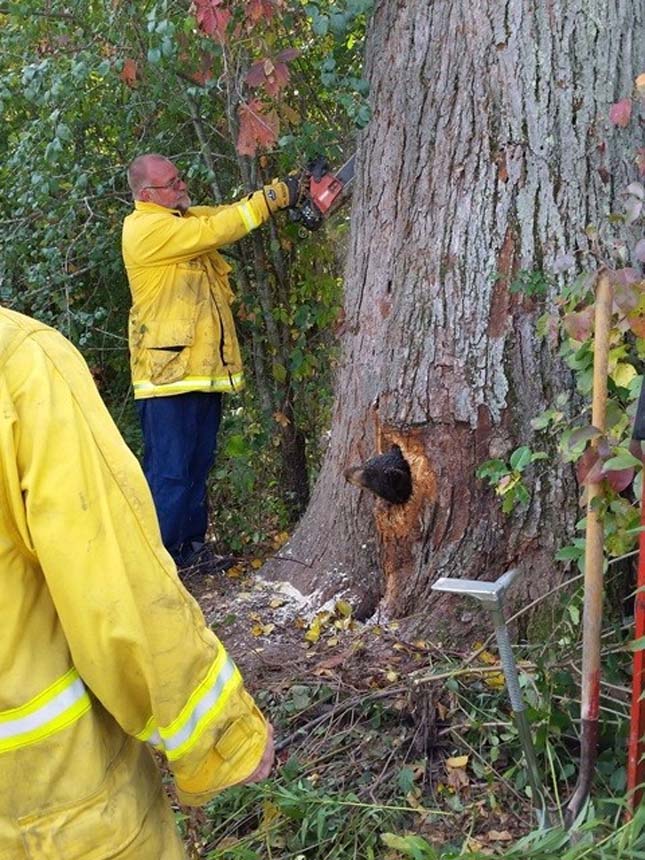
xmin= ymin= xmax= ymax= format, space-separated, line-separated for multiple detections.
xmin=344 ymin=444 xmax=412 ymax=504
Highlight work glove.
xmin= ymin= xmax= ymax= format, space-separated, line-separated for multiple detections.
xmin=263 ymin=172 xmax=307 ymax=213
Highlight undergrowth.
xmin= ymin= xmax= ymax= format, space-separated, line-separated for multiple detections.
xmin=175 ymin=557 xmax=640 ymax=859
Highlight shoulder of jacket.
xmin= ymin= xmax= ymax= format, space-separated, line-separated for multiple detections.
xmin=0 ymin=308 xmax=49 ymax=369
xmin=0 ymin=309 xmax=80 ymax=378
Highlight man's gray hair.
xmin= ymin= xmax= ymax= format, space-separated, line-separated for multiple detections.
xmin=126 ymin=153 xmax=168 ymax=197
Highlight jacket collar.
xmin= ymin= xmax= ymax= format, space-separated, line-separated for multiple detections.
xmin=134 ymin=200 xmax=184 ymax=216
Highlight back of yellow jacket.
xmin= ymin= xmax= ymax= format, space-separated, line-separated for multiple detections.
xmin=122 ymin=191 xmax=275 ymax=399
xmin=0 ymin=309 xmax=268 ymax=858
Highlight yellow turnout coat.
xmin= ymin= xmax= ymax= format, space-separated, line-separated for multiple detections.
xmin=0 ymin=309 xmax=268 ymax=859
xmin=122 ymin=188 xmax=281 ymax=399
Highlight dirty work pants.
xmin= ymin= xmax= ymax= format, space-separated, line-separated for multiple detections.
xmin=137 ymin=392 xmax=222 ymax=564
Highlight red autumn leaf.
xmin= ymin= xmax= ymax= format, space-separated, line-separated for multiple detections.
xmin=195 ymin=0 xmax=231 ymax=41
xmin=237 ymin=100 xmax=279 ymax=156
xmin=611 ymin=268 xmax=642 ymax=313
xmin=245 ymin=0 xmax=277 ymax=24
xmin=276 ymin=48 xmax=300 ymax=63
xmin=245 ymin=60 xmax=267 ymax=87
xmin=609 ymin=98 xmax=632 ymax=128
xmin=265 ymin=62 xmax=290 ymax=97
xmin=626 ymin=311 xmax=645 ymax=338
xmin=245 ymin=51 xmax=297 ymax=96
xmin=603 ymin=466 xmax=635 ymax=492
xmin=563 ymin=306 xmax=594 ymax=341
xmin=577 ymin=447 xmax=602 ymax=484
xmin=120 ymin=57 xmax=138 ymax=87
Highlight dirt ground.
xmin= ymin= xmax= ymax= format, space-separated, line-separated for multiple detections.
xmin=174 ymin=560 xmax=533 ymax=857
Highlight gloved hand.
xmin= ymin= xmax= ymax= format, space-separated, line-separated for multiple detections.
xmin=263 ymin=172 xmax=306 ymax=212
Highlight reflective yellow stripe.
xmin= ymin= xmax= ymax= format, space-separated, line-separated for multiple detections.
xmin=237 ymin=200 xmax=262 ymax=232
xmin=133 ymin=372 xmax=244 ymax=398
xmin=0 ymin=668 xmax=91 ymax=753
xmin=136 ymin=651 xmax=241 ymax=761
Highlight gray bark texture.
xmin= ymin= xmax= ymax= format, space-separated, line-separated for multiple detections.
xmin=264 ymin=0 xmax=645 ymax=631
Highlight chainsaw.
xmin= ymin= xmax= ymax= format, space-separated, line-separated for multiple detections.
xmin=289 ymin=153 xmax=356 ymax=231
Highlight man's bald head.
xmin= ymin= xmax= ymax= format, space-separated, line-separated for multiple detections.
xmin=126 ymin=154 xmax=191 ymax=212
xmin=127 ymin=154 xmax=169 ymax=197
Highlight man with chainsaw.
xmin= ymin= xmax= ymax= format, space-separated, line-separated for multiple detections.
xmin=0 ymin=306 xmax=273 ymax=859
xmin=122 ymin=154 xmax=303 ymax=570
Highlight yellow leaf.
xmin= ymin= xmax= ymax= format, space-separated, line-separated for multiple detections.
xmin=251 ymin=558 xmax=263 ymax=569
xmin=281 ymin=103 xmax=301 ymax=125
xmin=371 ymin=625 xmax=382 ymax=636
xmin=273 ymin=531 xmax=290 ymax=547
xmin=386 ymin=670 xmax=399 ymax=682
xmin=335 ymin=600 xmax=352 ymax=618
xmin=612 ymin=362 xmax=637 ymax=388
xmin=226 ymin=565 xmax=244 ymax=579
xmin=305 ymin=617 xmax=322 ymax=643
xmin=273 ymin=411 xmax=291 ymax=428
xmin=252 ymin=622 xmax=275 ymax=637
xmin=484 ymin=672 xmax=506 ymax=689
xmin=636 ymin=72 xmax=645 ymax=95
xmin=261 ymin=801 xmax=281 ymax=832
xmin=269 ymin=598 xmax=285 ymax=608
xmin=326 ymin=636 xmax=339 ymax=647
xmin=446 ymin=755 xmax=469 ymax=769
xmin=477 ymin=649 xmax=498 ymax=666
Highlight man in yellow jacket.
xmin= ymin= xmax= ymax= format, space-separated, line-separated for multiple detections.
xmin=122 ymin=154 xmax=300 ymax=569
xmin=0 ymin=307 xmax=273 ymax=859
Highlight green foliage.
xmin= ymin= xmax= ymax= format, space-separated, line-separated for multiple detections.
xmin=509 ymin=268 xmax=552 ymax=298
xmin=476 ymin=446 xmax=547 ymax=513
xmin=0 ymin=0 xmax=370 ymax=530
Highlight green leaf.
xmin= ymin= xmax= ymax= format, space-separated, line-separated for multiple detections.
xmin=272 ymin=361 xmax=287 ymax=383
xmin=603 ymin=451 xmax=642 ymax=470
xmin=224 ymin=434 xmax=250 ymax=458
xmin=380 ymin=833 xmax=437 ymax=860
xmin=510 ymin=446 xmax=532 ymax=470
xmin=312 ymin=14 xmax=329 ymax=35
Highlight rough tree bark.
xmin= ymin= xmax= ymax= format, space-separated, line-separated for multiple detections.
xmin=264 ymin=0 xmax=644 ymax=629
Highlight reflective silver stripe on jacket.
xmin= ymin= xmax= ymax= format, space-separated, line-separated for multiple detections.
xmin=0 ymin=668 xmax=91 ymax=753
xmin=139 ymin=653 xmax=240 ymax=760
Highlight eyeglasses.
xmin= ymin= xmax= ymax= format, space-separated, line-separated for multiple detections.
xmin=142 ymin=174 xmax=185 ymax=191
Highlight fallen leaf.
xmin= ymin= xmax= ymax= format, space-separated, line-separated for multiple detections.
xmin=269 ymin=597 xmax=285 ymax=608
xmin=446 ymin=755 xmax=469 ymax=769
xmin=251 ymin=558 xmax=263 ymax=569
xmin=487 ymin=830 xmax=513 ymax=842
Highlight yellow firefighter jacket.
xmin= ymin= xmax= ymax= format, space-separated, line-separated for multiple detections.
xmin=0 ymin=308 xmax=269 ymax=859
xmin=122 ymin=187 xmax=281 ymax=399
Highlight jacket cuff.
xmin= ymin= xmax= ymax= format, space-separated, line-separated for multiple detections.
xmin=173 ymin=699 xmax=269 ymax=806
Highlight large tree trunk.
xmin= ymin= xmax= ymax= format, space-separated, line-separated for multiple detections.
xmin=264 ymin=0 xmax=644 ymax=629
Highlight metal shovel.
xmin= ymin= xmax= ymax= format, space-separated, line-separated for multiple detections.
xmin=432 ymin=569 xmax=550 ymax=827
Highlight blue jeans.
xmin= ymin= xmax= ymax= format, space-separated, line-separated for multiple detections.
xmin=136 ymin=392 xmax=222 ymax=563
